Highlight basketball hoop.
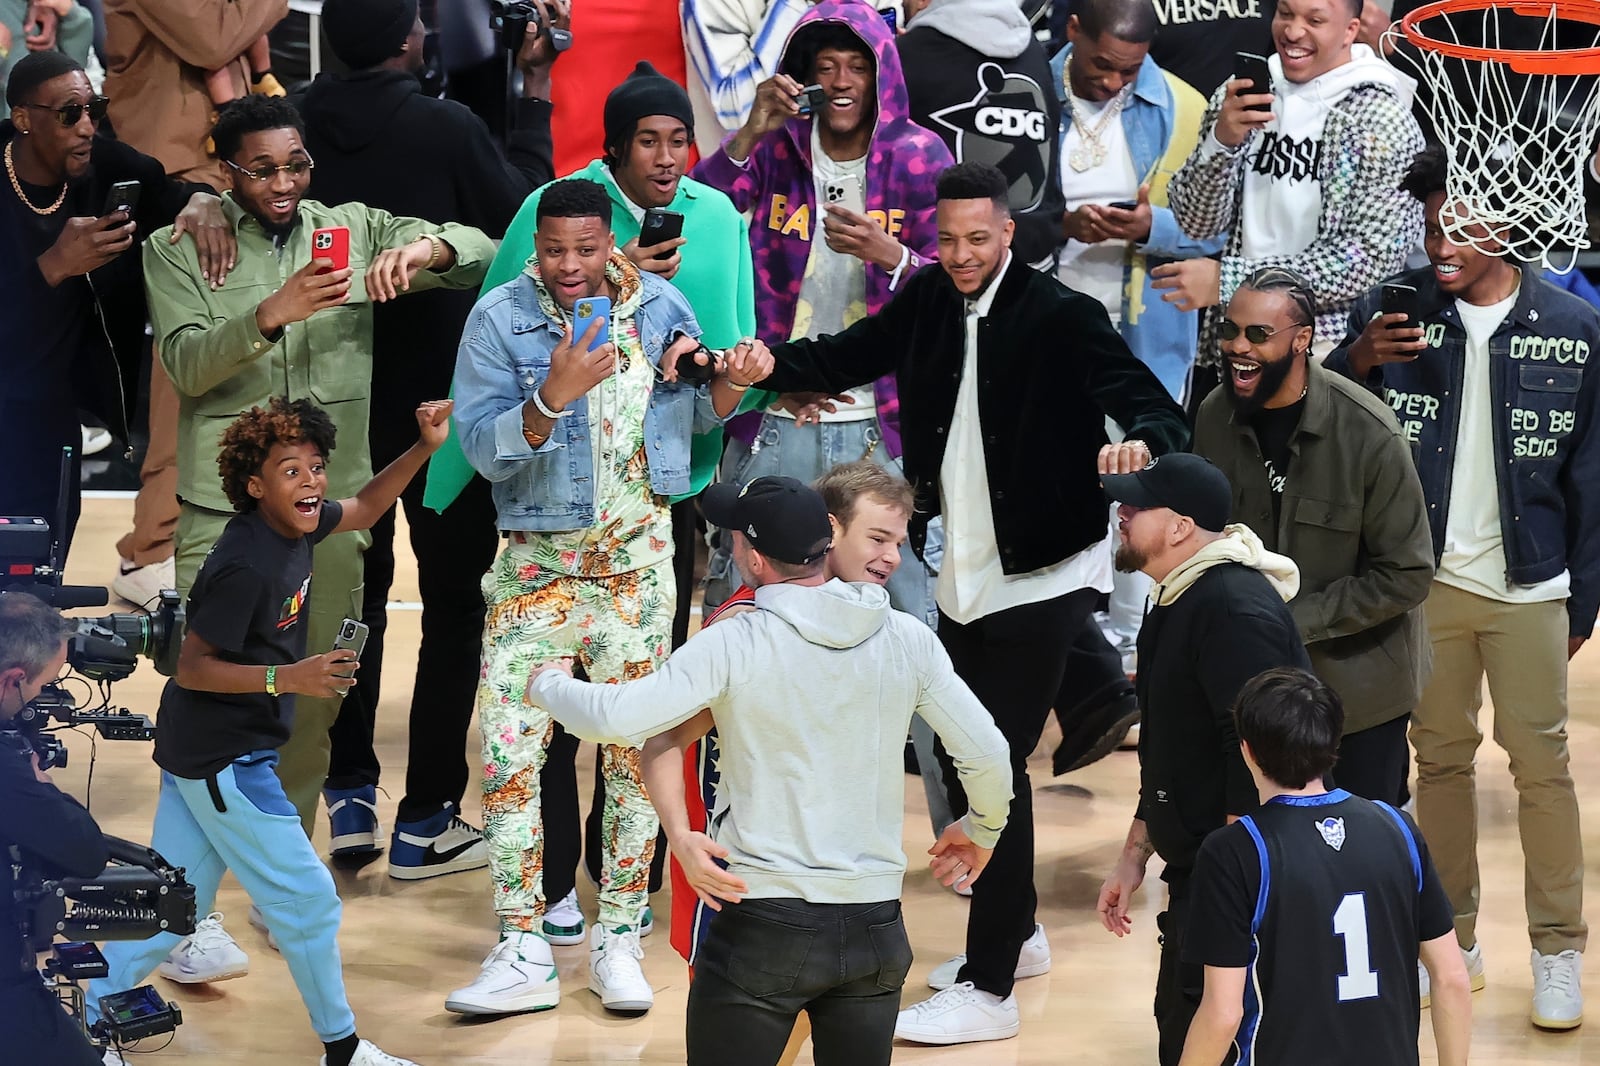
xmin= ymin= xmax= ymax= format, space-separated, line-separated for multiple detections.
xmin=1384 ymin=0 xmax=1600 ymax=270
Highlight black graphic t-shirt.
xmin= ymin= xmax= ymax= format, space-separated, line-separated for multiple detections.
xmin=1250 ymin=397 xmax=1303 ymax=529
xmin=1145 ymin=0 xmax=1278 ymax=99
xmin=154 ymin=502 xmax=343 ymax=780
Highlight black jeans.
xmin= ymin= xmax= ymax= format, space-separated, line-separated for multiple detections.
xmin=327 ymin=454 xmax=499 ymax=823
xmin=933 ymin=587 xmax=1099 ymax=997
xmin=1 ymin=980 xmax=102 ymax=1066
xmin=1332 ymin=713 xmax=1412 ymax=807
xmin=541 ymin=720 xmax=668 ymax=900
xmin=685 ymin=897 xmax=912 ymax=1066
xmin=1154 ymin=883 xmax=1237 ymax=1066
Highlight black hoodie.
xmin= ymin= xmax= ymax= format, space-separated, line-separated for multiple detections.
xmin=291 ymin=70 xmax=553 ymax=457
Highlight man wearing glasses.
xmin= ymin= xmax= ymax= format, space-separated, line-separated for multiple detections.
xmin=1 ymin=51 xmax=233 ymax=559
xmin=141 ymin=96 xmax=492 ymax=907
xmin=1192 ymin=266 xmax=1433 ymax=810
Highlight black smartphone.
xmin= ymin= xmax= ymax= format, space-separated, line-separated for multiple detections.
xmin=638 ymin=208 xmax=685 ymax=260
xmin=797 ymin=83 xmax=827 ymax=115
xmin=1234 ymin=51 xmax=1274 ymax=111
xmin=1380 ymin=282 xmax=1420 ymax=329
xmin=671 ymin=330 xmax=718 ymax=385
xmin=1108 ymin=199 xmax=1138 ymax=210
xmin=102 ymin=180 xmax=141 ymax=218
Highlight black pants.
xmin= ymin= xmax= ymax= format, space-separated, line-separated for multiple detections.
xmin=932 ymin=587 xmax=1098 ymax=997
xmin=1154 ymin=886 xmax=1214 ymax=1066
xmin=1333 ymin=713 xmax=1412 ymax=807
xmin=671 ymin=496 xmax=700 ymax=650
xmin=1057 ymin=615 xmax=1134 ymax=721
xmin=541 ymin=720 xmax=668 ymax=900
xmin=327 ymin=454 xmax=499 ymax=823
xmin=2 ymin=980 xmax=102 ymax=1066
xmin=685 ymin=897 xmax=912 ymax=1066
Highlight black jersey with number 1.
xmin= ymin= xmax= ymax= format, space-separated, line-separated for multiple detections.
xmin=1183 ymin=789 xmax=1456 ymax=1065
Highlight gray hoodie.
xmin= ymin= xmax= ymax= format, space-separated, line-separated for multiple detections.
xmin=906 ymin=0 xmax=1033 ymax=59
xmin=532 ymin=579 xmax=1013 ymax=904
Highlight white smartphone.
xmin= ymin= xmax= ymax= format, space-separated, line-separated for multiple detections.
xmin=824 ymin=174 xmax=865 ymax=217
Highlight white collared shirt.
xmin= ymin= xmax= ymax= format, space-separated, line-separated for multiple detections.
xmin=935 ymin=253 xmax=1114 ymax=625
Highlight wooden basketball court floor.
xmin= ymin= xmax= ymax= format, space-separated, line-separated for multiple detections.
xmin=50 ymin=495 xmax=1600 ymax=1063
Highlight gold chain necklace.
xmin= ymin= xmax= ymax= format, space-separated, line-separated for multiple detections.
xmin=5 ymin=140 xmax=69 ymax=215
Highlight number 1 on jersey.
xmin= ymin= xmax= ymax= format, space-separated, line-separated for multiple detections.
xmin=1332 ymin=893 xmax=1379 ymax=1001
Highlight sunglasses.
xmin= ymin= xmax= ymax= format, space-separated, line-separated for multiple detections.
xmin=1219 ymin=320 xmax=1305 ymax=344
xmin=24 ymin=96 xmax=109 ymax=127
xmin=223 ymin=157 xmax=316 ymax=183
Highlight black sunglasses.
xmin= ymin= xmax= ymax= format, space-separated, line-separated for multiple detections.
xmin=1219 ymin=319 xmax=1305 ymax=344
xmin=24 ymin=96 xmax=109 ymax=127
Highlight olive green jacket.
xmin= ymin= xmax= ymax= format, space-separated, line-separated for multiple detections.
xmin=145 ymin=195 xmax=493 ymax=511
xmin=1194 ymin=361 xmax=1435 ymax=734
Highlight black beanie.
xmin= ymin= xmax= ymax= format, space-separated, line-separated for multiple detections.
xmin=6 ymin=51 xmax=85 ymax=109
xmin=602 ymin=62 xmax=694 ymax=156
xmin=322 ymin=0 xmax=419 ymax=70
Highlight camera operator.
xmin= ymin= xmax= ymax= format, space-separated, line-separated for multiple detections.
xmin=0 ymin=590 xmax=110 ymax=1066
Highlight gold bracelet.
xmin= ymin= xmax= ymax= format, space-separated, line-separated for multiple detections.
xmin=522 ymin=426 xmax=548 ymax=449
xmin=423 ymin=234 xmax=442 ymax=269
xmin=724 ymin=379 xmax=751 ymax=392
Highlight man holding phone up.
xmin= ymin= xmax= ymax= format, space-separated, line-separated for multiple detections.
xmin=141 ymin=94 xmax=493 ymax=861
xmin=1160 ymin=0 xmax=1423 ymax=403
xmin=448 ymin=177 xmax=771 ymax=1020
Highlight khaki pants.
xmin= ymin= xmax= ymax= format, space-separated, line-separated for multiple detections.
xmin=116 ymin=353 xmax=180 ymax=566
xmin=1411 ymin=580 xmax=1587 ymax=955
xmin=176 ymin=502 xmax=369 ymax=837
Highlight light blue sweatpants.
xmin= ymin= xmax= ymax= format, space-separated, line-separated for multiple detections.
xmin=88 ymin=753 xmax=356 ymax=1043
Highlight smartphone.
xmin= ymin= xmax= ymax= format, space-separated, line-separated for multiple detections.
xmin=311 ymin=225 xmax=351 ymax=273
xmin=102 ymin=180 xmax=141 ymax=219
xmin=331 ymin=617 xmax=369 ymax=689
xmin=573 ymin=295 xmax=611 ymax=352
xmin=638 ymin=208 xmax=685 ymax=260
xmin=1234 ymin=51 xmax=1274 ymax=111
xmin=880 ymin=7 xmax=897 ymax=31
xmin=671 ymin=330 xmax=718 ymax=385
xmin=797 ymin=83 xmax=828 ymax=115
xmin=824 ymin=174 xmax=865 ymax=217
xmin=1108 ymin=199 xmax=1138 ymax=210
xmin=1380 ymin=282 xmax=1420 ymax=329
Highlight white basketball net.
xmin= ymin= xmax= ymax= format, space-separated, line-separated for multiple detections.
xmin=1383 ymin=3 xmax=1600 ymax=271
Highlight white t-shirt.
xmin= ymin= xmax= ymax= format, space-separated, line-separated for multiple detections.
xmin=1055 ymin=93 xmax=1139 ymax=325
xmin=1438 ymin=285 xmax=1570 ymax=603
xmin=772 ymin=128 xmax=876 ymax=422
xmin=936 ymin=252 xmax=1113 ymax=624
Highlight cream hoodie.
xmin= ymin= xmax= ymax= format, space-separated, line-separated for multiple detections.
xmin=1151 ymin=523 xmax=1302 ymax=607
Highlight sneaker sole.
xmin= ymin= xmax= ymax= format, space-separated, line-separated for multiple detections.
xmin=330 ymin=835 xmax=381 ymax=857
xmin=1421 ymin=970 xmax=1485 ymax=1009
xmin=1057 ymin=708 xmax=1141 ymax=775
xmin=444 ymin=989 xmax=561 ymax=1016
xmin=1532 ymin=1011 xmax=1583 ymax=1030
xmin=388 ymin=852 xmax=489 ymax=881
xmin=156 ymin=964 xmax=249 ymax=984
xmin=590 ymin=985 xmax=653 ymax=1013
xmin=928 ymin=958 xmax=1050 ymax=991
xmin=895 ymin=1020 xmax=1021 ymax=1045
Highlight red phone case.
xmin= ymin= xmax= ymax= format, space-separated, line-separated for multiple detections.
xmin=311 ymin=226 xmax=350 ymax=273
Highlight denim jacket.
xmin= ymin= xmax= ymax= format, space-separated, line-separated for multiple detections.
xmin=1326 ymin=266 xmax=1600 ymax=638
xmin=453 ymin=270 xmax=722 ymax=531
xmin=1048 ymin=46 xmax=1224 ymax=399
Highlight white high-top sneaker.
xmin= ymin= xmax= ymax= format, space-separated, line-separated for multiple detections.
xmin=444 ymin=931 xmax=561 ymax=1016
xmin=589 ymin=924 xmax=653 ymax=1012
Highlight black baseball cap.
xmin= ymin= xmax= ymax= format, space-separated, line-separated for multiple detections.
xmin=700 ymin=476 xmax=833 ymax=565
xmin=1102 ymin=453 xmax=1232 ymax=533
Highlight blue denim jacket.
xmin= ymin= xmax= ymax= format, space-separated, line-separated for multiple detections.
xmin=1048 ymin=47 xmax=1225 ymax=400
xmin=453 ymin=270 xmax=721 ymax=531
xmin=1326 ymin=266 xmax=1600 ymax=638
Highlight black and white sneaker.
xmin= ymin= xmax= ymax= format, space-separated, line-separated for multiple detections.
xmin=389 ymin=802 xmax=489 ymax=881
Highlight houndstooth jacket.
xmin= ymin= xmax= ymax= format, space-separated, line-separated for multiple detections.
xmin=1168 ymin=79 xmax=1426 ymax=368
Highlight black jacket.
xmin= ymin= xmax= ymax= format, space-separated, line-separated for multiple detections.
xmin=0 ymin=738 xmax=108 ymax=980
xmin=291 ymin=69 xmax=554 ymax=455
xmin=897 ymin=25 xmax=1065 ymax=264
xmin=762 ymin=259 xmax=1189 ymax=572
xmin=1136 ymin=561 xmax=1309 ymax=881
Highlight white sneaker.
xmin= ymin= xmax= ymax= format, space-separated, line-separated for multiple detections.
xmin=1119 ymin=721 xmax=1141 ymax=750
xmin=895 ymin=982 xmax=1020 ymax=1044
xmin=157 ymin=912 xmax=249 ymax=983
xmin=541 ymin=889 xmax=587 ymax=946
xmin=82 ymin=424 xmax=113 ymax=456
xmin=112 ymin=555 xmax=175 ymax=611
xmin=927 ymin=923 xmax=1050 ymax=990
xmin=1419 ymin=941 xmax=1484 ymax=1008
xmin=102 ymin=1049 xmax=127 ymax=1065
xmin=319 ymin=1038 xmax=421 ymax=1066
xmin=246 ymin=904 xmax=280 ymax=952
xmin=589 ymin=924 xmax=652 ymax=1012
xmin=444 ymin=932 xmax=561 ymax=1015
xmin=1532 ymin=949 xmax=1584 ymax=1030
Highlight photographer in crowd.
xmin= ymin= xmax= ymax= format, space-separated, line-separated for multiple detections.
xmin=0 ymin=591 xmax=109 ymax=1066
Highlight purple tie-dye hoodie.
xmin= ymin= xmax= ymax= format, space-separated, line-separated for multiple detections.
xmin=692 ymin=0 xmax=953 ymax=457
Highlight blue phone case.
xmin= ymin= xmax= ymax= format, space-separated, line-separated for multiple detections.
xmin=573 ymin=296 xmax=611 ymax=352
